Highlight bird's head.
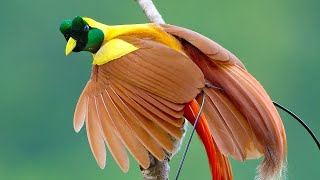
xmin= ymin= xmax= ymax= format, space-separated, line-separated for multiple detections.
xmin=60 ymin=16 xmax=104 ymax=55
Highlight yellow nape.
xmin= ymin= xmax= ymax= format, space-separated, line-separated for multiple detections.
xmin=83 ymin=17 xmax=108 ymax=30
xmin=107 ymin=24 xmax=182 ymax=52
xmin=93 ymin=39 xmax=138 ymax=65
xmin=83 ymin=17 xmax=182 ymax=53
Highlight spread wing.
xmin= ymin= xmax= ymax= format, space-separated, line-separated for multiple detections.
xmin=162 ymin=24 xmax=264 ymax=159
xmin=163 ymin=24 xmax=287 ymax=179
xmin=73 ymin=37 xmax=205 ymax=172
xmin=162 ymin=24 xmax=246 ymax=70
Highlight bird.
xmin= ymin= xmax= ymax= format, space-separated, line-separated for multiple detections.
xmin=60 ymin=16 xmax=287 ymax=180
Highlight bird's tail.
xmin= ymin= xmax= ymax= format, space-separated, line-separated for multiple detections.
xmin=184 ymin=99 xmax=233 ymax=180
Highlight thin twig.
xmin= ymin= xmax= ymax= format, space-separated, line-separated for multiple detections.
xmin=136 ymin=1 xmax=175 ymax=179
xmin=136 ymin=0 xmax=165 ymax=24
xmin=140 ymin=153 xmax=170 ymax=180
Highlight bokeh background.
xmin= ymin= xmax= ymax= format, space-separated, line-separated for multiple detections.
xmin=0 ymin=0 xmax=319 ymax=179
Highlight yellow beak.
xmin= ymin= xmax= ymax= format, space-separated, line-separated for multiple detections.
xmin=65 ymin=37 xmax=77 ymax=56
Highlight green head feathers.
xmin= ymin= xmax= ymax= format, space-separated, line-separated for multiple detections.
xmin=60 ymin=16 xmax=104 ymax=54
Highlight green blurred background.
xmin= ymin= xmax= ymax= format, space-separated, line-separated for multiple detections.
xmin=0 ymin=0 xmax=319 ymax=179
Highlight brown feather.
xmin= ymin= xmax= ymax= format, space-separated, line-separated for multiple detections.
xmin=110 ymin=79 xmax=183 ymax=140
xmin=106 ymin=85 xmax=166 ymax=160
xmin=144 ymin=91 xmax=185 ymax=112
xmin=73 ymin=84 xmax=88 ymax=132
xmin=161 ymin=24 xmax=246 ymax=69
xmin=100 ymin=91 xmax=150 ymax=169
xmin=219 ymin=64 xmax=286 ymax=178
xmin=112 ymin=78 xmax=184 ymax=126
xmin=108 ymin=85 xmax=175 ymax=153
xmin=228 ymin=66 xmax=286 ymax=150
xmin=94 ymin=96 xmax=130 ymax=172
xmin=203 ymin=87 xmax=263 ymax=160
xmin=120 ymin=82 xmax=184 ymax=118
xmin=169 ymin=27 xmax=287 ymax=178
xmin=86 ymin=97 xmax=106 ymax=169
xmin=74 ymin=37 xmax=205 ymax=171
xmin=104 ymin=37 xmax=204 ymax=103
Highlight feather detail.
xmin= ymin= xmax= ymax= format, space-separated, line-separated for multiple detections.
xmin=219 ymin=65 xmax=287 ymax=179
xmin=94 ymin=96 xmax=130 ymax=172
xmin=120 ymin=82 xmax=184 ymax=118
xmin=86 ymin=97 xmax=106 ymax=169
xmin=73 ymin=84 xmax=88 ymax=132
xmin=99 ymin=91 xmax=150 ymax=169
xmin=184 ymin=99 xmax=233 ymax=180
xmin=73 ymin=37 xmax=205 ymax=172
xmin=107 ymin=85 xmax=175 ymax=153
xmin=105 ymin=37 xmax=204 ymax=103
xmin=144 ymin=91 xmax=185 ymax=112
xmin=111 ymin=78 xmax=184 ymax=126
xmin=201 ymin=88 xmax=263 ymax=161
xmin=171 ymin=29 xmax=287 ymax=179
xmin=110 ymin=80 xmax=183 ymax=140
xmin=161 ymin=24 xmax=246 ymax=70
xmin=105 ymin=85 xmax=166 ymax=161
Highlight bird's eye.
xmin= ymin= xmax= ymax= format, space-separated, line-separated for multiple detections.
xmin=84 ymin=25 xmax=90 ymax=32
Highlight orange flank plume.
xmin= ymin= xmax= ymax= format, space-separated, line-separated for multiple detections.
xmin=184 ymin=99 xmax=233 ymax=180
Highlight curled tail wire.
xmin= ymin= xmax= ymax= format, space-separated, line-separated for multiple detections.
xmin=184 ymin=99 xmax=233 ymax=180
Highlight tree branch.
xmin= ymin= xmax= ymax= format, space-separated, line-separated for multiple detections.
xmin=140 ymin=153 xmax=170 ymax=180
xmin=136 ymin=0 xmax=165 ymax=24
xmin=136 ymin=1 xmax=186 ymax=179
xmin=139 ymin=122 xmax=188 ymax=180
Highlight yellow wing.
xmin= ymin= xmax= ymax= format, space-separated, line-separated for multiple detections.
xmin=73 ymin=37 xmax=205 ymax=172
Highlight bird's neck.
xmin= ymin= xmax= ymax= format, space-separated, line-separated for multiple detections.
xmin=103 ymin=24 xmax=183 ymax=52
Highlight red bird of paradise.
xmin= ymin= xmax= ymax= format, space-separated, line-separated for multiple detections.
xmin=60 ymin=16 xmax=287 ymax=179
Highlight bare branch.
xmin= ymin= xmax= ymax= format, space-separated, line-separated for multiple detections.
xmin=136 ymin=0 xmax=165 ymax=24
xmin=135 ymin=1 xmax=188 ymax=179
xmin=139 ymin=122 xmax=188 ymax=180
xmin=140 ymin=153 xmax=170 ymax=180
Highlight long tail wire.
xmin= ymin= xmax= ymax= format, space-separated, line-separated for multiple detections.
xmin=273 ymin=101 xmax=320 ymax=150
xmin=174 ymin=86 xmax=319 ymax=180
xmin=175 ymin=92 xmax=206 ymax=180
